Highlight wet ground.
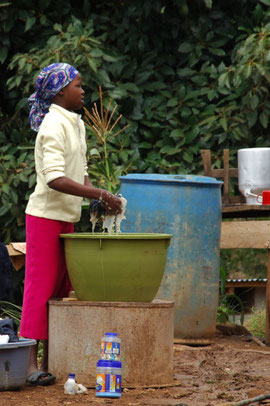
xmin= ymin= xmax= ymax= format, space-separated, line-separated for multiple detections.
xmin=1 ymin=332 xmax=270 ymax=406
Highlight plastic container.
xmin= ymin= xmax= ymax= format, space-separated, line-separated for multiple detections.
xmin=100 ymin=333 xmax=121 ymax=361
xmin=238 ymin=148 xmax=270 ymax=204
xmin=120 ymin=173 xmax=222 ymax=338
xmin=0 ymin=338 xmax=37 ymax=390
xmin=64 ymin=373 xmax=76 ymax=394
xmin=96 ymin=360 xmax=122 ymax=398
xmin=60 ymin=233 xmax=172 ymax=302
xmin=64 ymin=373 xmax=87 ymax=394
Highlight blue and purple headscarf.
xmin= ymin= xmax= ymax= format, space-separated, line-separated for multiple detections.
xmin=28 ymin=62 xmax=79 ymax=132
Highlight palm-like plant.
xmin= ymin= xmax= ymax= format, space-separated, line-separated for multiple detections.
xmin=84 ymin=86 xmax=129 ymax=193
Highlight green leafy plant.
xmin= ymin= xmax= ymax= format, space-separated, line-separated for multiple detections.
xmin=0 ymin=301 xmax=22 ymax=326
xmin=221 ymin=248 xmax=267 ymax=279
xmin=217 ymin=22 xmax=270 ymax=136
xmin=217 ymin=267 xmax=245 ymax=324
xmin=4 ymin=0 xmax=270 ymax=244
xmin=0 ymin=123 xmax=35 ymax=243
xmin=6 ymin=16 xmax=110 ymax=97
xmin=244 ymin=307 xmax=266 ymax=338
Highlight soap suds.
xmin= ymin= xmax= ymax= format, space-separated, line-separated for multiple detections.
xmin=115 ymin=196 xmax=127 ymax=233
xmin=89 ymin=212 xmax=99 ymax=232
xmin=90 ymin=196 xmax=127 ymax=234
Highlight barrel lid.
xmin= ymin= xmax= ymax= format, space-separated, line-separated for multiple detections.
xmin=97 ymin=360 xmax=122 ymax=368
xmin=105 ymin=332 xmax=117 ymax=336
xmin=119 ymin=173 xmax=222 ymax=185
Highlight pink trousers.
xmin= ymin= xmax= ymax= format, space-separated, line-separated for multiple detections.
xmin=20 ymin=214 xmax=74 ymax=340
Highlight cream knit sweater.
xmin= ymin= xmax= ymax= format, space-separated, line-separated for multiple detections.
xmin=26 ymin=104 xmax=88 ymax=223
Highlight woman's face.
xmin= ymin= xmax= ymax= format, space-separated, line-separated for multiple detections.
xmin=61 ymin=73 xmax=85 ymax=111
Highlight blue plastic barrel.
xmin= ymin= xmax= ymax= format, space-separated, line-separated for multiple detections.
xmin=119 ymin=174 xmax=222 ymax=338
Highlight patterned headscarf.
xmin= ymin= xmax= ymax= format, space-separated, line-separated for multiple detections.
xmin=28 ymin=63 xmax=79 ymax=132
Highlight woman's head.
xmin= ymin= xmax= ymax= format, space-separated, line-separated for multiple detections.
xmin=28 ymin=63 xmax=80 ymax=132
xmin=52 ymin=72 xmax=85 ymax=112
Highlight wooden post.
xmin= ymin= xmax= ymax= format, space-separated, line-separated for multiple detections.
xmin=200 ymin=149 xmax=243 ymax=205
xmin=201 ymin=149 xmax=212 ymax=176
xmin=266 ymin=249 xmax=270 ymax=345
xmin=223 ymin=149 xmax=230 ymax=205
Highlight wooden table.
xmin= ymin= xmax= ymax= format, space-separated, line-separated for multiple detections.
xmin=221 ymin=206 xmax=270 ymax=345
xmin=200 ymin=149 xmax=270 ymax=342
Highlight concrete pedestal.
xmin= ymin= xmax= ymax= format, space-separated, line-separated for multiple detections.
xmin=48 ymin=299 xmax=174 ymax=387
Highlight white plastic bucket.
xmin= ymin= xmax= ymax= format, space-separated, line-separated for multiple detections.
xmin=238 ymin=148 xmax=270 ymax=205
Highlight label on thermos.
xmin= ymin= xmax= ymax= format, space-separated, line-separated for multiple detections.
xmin=96 ymin=373 xmax=122 ymax=393
xmin=100 ymin=341 xmax=120 ymax=359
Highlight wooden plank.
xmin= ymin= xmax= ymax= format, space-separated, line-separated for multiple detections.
xmin=266 ymin=249 xmax=270 ymax=346
xmin=223 ymin=149 xmax=230 ymax=205
xmin=228 ymin=168 xmax=238 ymax=178
xmin=225 ymin=281 xmax=266 ymax=288
xmin=223 ymin=206 xmax=270 ymax=219
xmin=201 ymin=149 xmax=212 ymax=176
xmin=223 ymin=205 xmax=270 ymax=212
xmin=174 ymin=338 xmax=213 ymax=346
xmin=201 ymin=149 xmax=238 ymax=178
xmin=206 ymin=168 xmax=238 ymax=178
xmin=220 ymin=220 xmax=270 ymax=249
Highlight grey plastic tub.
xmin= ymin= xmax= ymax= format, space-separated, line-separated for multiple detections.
xmin=0 ymin=338 xmax=36 ymax=390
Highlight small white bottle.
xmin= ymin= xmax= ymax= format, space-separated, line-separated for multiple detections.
xmin=64 ymin=373 xmax=77 ymax=395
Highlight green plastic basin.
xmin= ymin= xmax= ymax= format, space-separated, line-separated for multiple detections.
xmin=60 ymin=233 xmax=172 ymax=302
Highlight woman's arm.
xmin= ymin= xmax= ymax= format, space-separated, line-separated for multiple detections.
xmin=84 ymin=176 xmax=93 ymax=188
xmin=48 ymin=176 xmax=121 ymax=214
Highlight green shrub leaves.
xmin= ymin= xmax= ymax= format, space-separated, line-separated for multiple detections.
xmin=2 ymin=1 xmax=270 ymax=241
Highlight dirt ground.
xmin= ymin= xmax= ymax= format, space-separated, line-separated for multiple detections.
xmin=2 ymin=330 xmax=270 ymax=406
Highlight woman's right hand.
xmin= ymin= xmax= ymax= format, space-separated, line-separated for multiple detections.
xmin=99 ymin=190 xmax=122 ymax=215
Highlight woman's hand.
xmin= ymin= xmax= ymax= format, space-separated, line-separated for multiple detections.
xmin=99 ymin=190 xmax=122 ymax=214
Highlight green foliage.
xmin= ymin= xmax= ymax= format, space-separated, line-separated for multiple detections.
xmin=221 ymin=249 xmax=267 ymax=278
xmin=0 ymin=301 xmax=22 ymax=325
xmin=6 ymin=16 xmax=111 ymax=97
xmin=0 ymin=120 xmax=35 ymax=242
xmin=2 ymin=0 xmax=270 ymax=242
xmin=244 ymin=307 xmax=266 ymax=338
xmin=217 ymin=266 xmax=245 ymax=324
xmin=217 ymin=294 xmax=245 ymax=324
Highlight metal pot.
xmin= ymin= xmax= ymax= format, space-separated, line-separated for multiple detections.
xmin=238 ymin=147 xmax=270 ymax=205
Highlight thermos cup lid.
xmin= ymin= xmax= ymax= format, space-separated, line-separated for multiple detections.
xmin=97 ymin=360 xmax=122 ymax=368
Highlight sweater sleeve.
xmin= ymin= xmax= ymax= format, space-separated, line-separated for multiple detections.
xmin=80 ymin=119 xmax=89 ymax=176
xmin=39 ymin=121 xmax=66 ymax=184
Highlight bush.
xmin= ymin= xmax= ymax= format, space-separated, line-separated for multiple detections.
xmin=3 ymin=0 xmax=270 ymax=242
xmin=244 ymin=308 xmax=266 ymax=338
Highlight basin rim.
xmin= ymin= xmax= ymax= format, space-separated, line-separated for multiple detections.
xmin=60 ymin=232 xmax=173 ymax=240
